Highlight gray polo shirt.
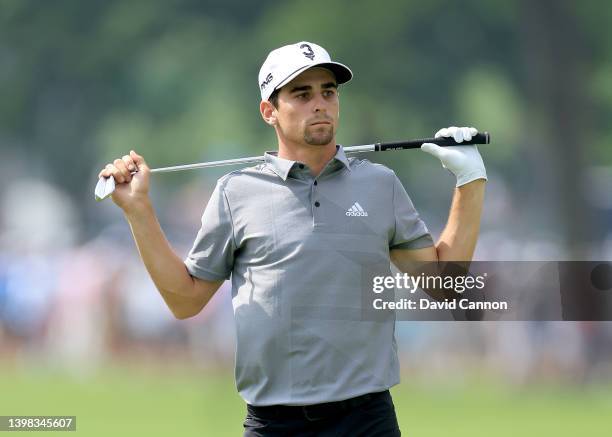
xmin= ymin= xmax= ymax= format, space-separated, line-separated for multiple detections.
xmin=184 ymin=145 xmax=433 ymax=406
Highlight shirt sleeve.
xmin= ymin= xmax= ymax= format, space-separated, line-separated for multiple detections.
xmin=184 ymin=180 xmax=236 ymax=281
xmin=389 ymin=173 xmax=434 ymax=250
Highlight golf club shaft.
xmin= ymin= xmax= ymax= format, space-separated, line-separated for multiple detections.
xmin=95 ymin=132 xmax=490 ymax=200
xmin=149 ymin=132 xmax=490 ymax=173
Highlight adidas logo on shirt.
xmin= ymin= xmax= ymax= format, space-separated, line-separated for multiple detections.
xmin=346 ymin=202 xmax=369 ymax=217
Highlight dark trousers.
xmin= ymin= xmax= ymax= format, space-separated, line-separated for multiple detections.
xmin=243 ymin=390 xmax=401 ymax=436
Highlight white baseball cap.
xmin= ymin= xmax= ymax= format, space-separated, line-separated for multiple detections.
xmin=258 ymin=41 xmax=353 ymax=101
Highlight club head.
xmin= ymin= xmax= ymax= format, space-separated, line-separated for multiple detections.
xmin=94 ymin=176 xmax=115 ymax=201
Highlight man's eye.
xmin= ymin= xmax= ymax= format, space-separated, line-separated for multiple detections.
xmin=297 ymin=93 xmax=308 ymax=99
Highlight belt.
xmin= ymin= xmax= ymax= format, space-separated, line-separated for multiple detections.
xmin=246 ymin=390 xmax=387 ymax=422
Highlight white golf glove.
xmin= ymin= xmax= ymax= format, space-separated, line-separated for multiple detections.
xmin=421 ymin=126 xmax=487 ymax=187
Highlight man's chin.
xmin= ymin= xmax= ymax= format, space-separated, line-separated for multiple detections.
xmin=304 ymin=128 xmax=334 ymax=146
xmin=305 ymin=139 xmax=333 ymax=146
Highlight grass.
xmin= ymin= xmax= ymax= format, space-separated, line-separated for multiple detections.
xmin=1 ymin=364 xmax=611 ymax=436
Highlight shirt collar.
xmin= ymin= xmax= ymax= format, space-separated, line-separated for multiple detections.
xmin=264 ymin=145 xmax=352 ymax=181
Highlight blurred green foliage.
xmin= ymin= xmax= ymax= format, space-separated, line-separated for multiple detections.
xmin=1 ymin=0 xmax=611 ymax=245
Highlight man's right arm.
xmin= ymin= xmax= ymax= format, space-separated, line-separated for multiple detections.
xmin=99 ymin=150 xmax=223 ymax=320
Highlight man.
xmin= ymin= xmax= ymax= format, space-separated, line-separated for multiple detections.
xmin=99 ymin=41 xmax=486 ymax=436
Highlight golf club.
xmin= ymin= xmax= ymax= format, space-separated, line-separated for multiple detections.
xmin=95 ymin=132 xmax=490 ymax=201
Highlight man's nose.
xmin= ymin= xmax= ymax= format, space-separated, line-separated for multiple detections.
xmin=312 ymin=93 xmax=328 ymax=112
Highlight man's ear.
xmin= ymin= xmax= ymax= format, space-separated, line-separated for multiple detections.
xmin=260 ymin=100 xmax=277 ymax=126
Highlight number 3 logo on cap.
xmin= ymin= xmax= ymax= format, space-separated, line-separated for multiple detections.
xmin=300 ymin=44 xmax=315 ymax=60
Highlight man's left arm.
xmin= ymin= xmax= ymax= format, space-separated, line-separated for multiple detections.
xmin=390 ymin=126 xmax=487 ymax=297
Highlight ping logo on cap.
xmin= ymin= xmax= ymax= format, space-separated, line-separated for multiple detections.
xmin=300 ymin=43 xmax=315 ymax=60
xmin=260 ymin=73 xmax=273 ymax=90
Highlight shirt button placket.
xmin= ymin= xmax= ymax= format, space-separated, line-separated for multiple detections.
xmin=312 ymin=179 xmax=320 ymax=226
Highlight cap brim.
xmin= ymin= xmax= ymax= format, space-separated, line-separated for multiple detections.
xmin=273 ymin=61 xmax=353 ymax=96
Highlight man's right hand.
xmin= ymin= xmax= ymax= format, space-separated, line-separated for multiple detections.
xmin=98 ymin=150 xmax=151 ymax=212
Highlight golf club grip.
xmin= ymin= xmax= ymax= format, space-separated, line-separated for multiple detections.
xmin=375 ymin=132 xmax=490 ymax=151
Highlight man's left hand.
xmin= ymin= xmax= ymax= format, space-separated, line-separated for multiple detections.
xmin=421 ymin=126 xmax=488 ymax=187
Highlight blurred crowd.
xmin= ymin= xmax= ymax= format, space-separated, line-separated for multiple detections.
xmin=1 ymin=176 xmax=612 ymax=387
